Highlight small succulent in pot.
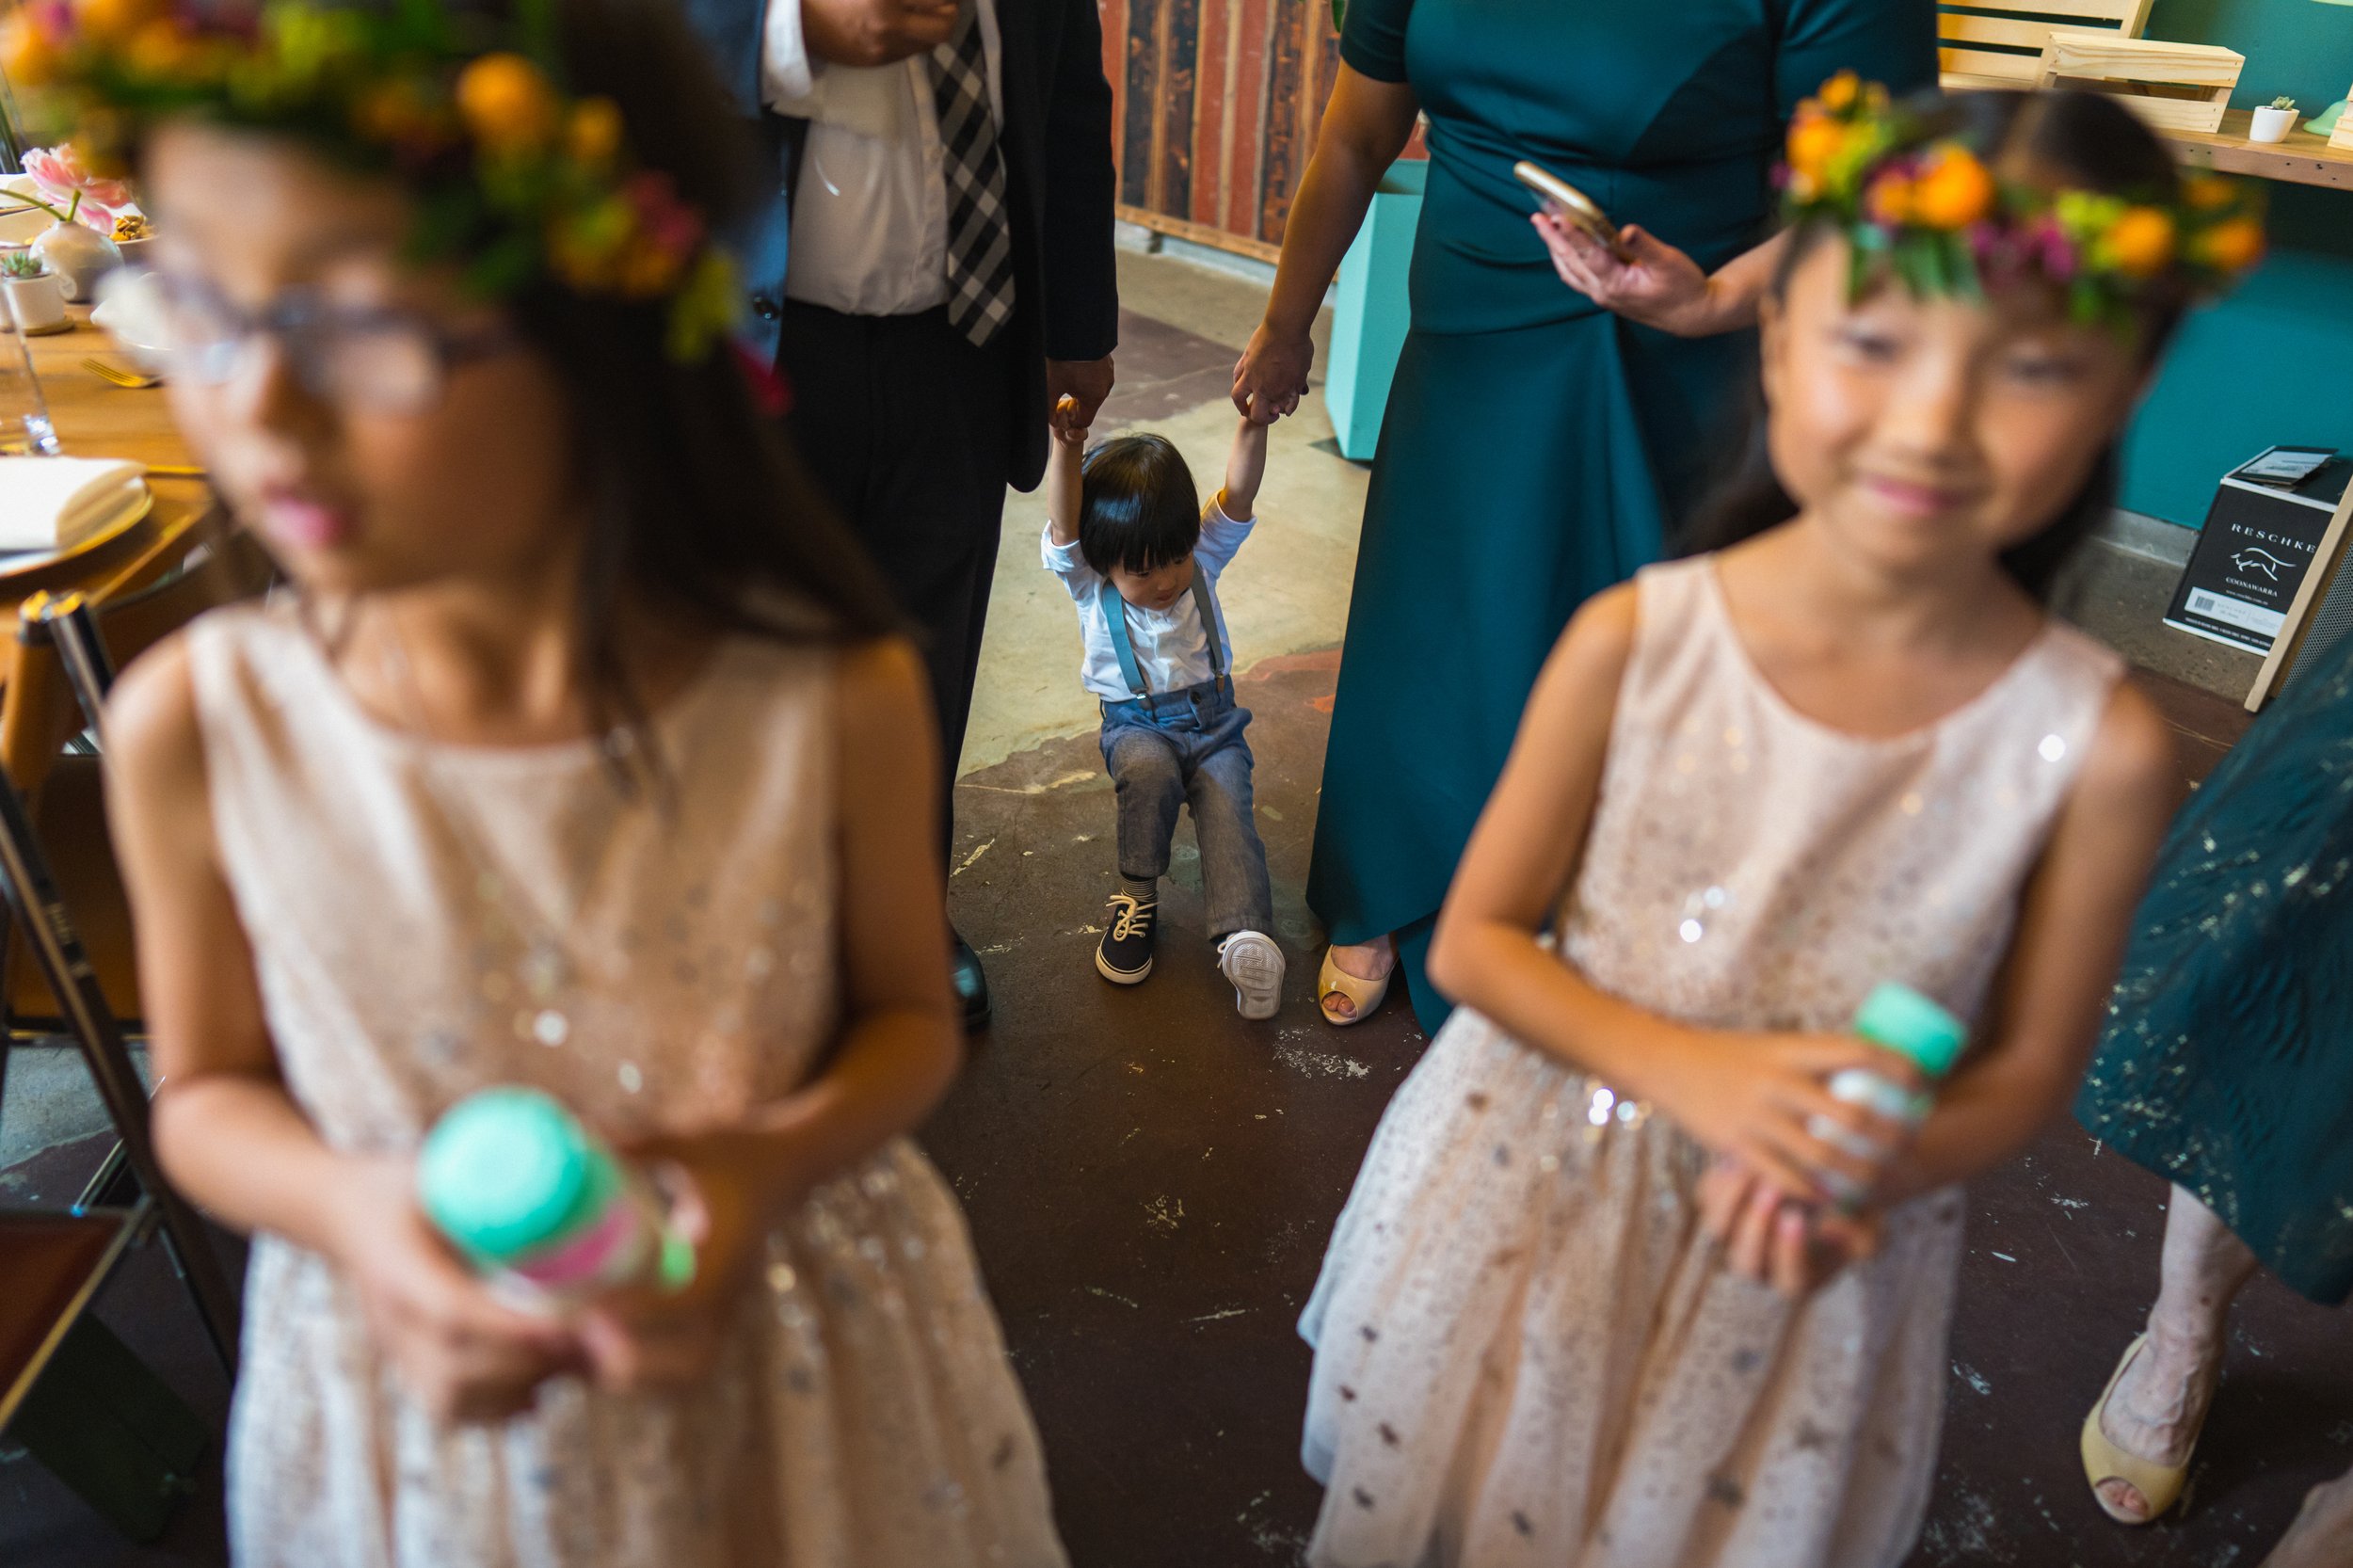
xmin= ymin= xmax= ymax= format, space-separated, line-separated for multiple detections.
xmin=2251 ymin=95 xmax=2301 ymax=143
xmin=1 ymin=250 xmax=50 ymax=280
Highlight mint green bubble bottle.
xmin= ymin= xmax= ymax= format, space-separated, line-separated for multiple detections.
xmin=1810 ymin=984 xmax=1969 ymax=1205
xmin=417 ymin=1087 xmax=696 ymax=1306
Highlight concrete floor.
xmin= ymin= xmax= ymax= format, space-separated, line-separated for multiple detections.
xmin=6 ymin=247 xmax=2346 ymax=1567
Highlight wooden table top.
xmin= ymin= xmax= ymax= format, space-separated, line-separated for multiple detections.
xmin=9 ymin=305 xmax=212 ymax=599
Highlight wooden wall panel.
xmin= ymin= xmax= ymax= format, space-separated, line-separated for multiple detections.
xmin=1098 ymin=0 xmax=1410 ymax=259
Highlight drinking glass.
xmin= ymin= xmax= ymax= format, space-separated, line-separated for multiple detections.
xmin=0 ymin=282 xmax=61 ymax=456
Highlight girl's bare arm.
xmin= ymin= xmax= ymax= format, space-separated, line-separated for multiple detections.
xmin=105 ymin=637 xmax=353 ymax=1246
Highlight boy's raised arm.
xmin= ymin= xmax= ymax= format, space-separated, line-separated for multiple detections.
xmin=1048 ymin=395 xmax=1087 ymax=549
xmin=1220 ymin=416 xmax=1269 ymax=520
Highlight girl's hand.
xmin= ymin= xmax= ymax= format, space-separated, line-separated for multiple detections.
xmin=575 ymin=1129 xmax=793 ymax=1393
xmin=1231 ymin=323 xmax=1313 ymax=424
xmin=1697 ymin=1158 xmax=1885 ymax=1299
xmin=1651 ymin=1029 xmax=1919 ymax=1205
xmin=329 ymin=1157 xmax=584 ymax=1424
xmin=1531 ymin=211 xmax=1722 ymax=338
xmin=1049 ymin=395 xmax=1088 ymax=449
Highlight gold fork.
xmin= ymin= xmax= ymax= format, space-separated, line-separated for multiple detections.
xmin=82 ymin=358 xmax=164 ymax=390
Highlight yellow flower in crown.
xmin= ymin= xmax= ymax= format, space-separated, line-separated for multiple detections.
xmin=2194 ymin=216 xmax=2265 ymax=275
xmin=1785 ymin=107 xmax=1847 ymax=186
xmin=2103 ymin=206 xmax=2176 ymax=279
xmin=1864 ymin=169 xmax=1913 ymax=227
xmin=2182 ymin=173 xmax=2236 ymax=212
xmin=1908 ymin=145 xmax=1994 ymax=230
xmin=456 ymin=52 xmax=561 ymax=155
xmin=566 ymin=99 xmax=625 ymax=168
xmin=70 ymin=0 xmax=168 ymax=46
xmin=1817 ymin=70 xmax=1861 ymax=113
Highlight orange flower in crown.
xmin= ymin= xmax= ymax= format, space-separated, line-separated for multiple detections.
xmin=9 ymin=0 xmax=743 ymax=361
xmin=1777 ymin=74 xmax=2266 ymax=328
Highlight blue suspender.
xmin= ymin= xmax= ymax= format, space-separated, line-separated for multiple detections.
xmin=1101 ymin=575 xmax=1225 ymax=704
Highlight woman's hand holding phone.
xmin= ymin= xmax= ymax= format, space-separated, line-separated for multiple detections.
xmin=1531 ymin=209 xmax=1726 ymax=337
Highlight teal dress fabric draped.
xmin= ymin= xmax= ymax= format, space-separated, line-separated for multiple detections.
xmin=2076 ymin=632 xmax=2353 ymax=1307
xmin=1305 ymin=0 xmax=1935 ymax=1031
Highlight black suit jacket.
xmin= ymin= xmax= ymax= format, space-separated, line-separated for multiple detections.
xmin=681 ymin=0 xmax=1120 ymax=490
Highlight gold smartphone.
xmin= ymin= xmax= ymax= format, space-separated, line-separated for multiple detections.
xmin=1513 ymin=160 xmax=1631 ymax=262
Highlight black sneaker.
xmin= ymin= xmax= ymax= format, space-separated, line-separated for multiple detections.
xmin=1096 ymin=893 xmax=1158 ymax=984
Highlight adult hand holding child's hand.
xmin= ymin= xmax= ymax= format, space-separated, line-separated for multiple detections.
xmin=332 ymin=1156 xmax=584 ymax=1424
xmin=575 ymin=1128 xmax=793 ymax=1393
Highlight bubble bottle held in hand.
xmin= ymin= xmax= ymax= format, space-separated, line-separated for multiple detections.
xmin=418 ymin=1086 xmax=696 ymax=1306
xmin=1811 ymin=983 xmax=1969 ymax=1206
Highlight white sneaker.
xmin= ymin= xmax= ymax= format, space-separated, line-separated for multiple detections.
xmin=1217 ymin=931 xmax=1286 ymax=1021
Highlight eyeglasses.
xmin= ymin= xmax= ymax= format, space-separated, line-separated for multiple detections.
xmin=151 ymin=273 xmax=518 ymax=415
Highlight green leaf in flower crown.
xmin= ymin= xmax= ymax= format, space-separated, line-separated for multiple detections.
xmin=462 ymin=232 xmax=539 ymax=298
xmin=2069 ymin=275 xmax=2103 ymax=328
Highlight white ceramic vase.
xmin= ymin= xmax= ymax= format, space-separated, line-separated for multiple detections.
xmin=30 ymin=219 xmax=121 ymax=302
xmin=2 ymin=272 xmax=70 ymax=335
xmin=2249 ymin=105 xmax=2298 ymax=144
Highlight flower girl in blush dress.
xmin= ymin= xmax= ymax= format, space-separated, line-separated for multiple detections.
xmin=1296 ymin=83 xmax=2263 ymax=1568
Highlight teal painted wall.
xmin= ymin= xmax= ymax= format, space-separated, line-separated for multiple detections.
xmin=2121 ymin=0 xmax=2353 ymax=526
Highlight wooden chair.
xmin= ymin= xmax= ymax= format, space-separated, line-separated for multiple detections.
xmin=1938 ymin=0 xmax=2155 ymax=92
xmin=0 ymin=515 xmax=269 ymax=1541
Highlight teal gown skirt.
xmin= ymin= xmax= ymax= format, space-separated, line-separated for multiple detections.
xmin=1305 ymin=312 xmax=1753 ymax=1031
xmin=2075 ymin=632 xmax=2353 ymax=1305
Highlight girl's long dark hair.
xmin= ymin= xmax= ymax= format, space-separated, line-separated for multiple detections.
xmin=1679 ymin=88 xmax=2188 ymax=600
xmin=513 ymin=0 xmax=903 ymax=732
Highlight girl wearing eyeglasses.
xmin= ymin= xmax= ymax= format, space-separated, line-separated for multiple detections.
xmin=35 ymin=0 xmax=1070 ymax=1560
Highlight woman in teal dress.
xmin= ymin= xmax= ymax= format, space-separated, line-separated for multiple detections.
xmin=2073 ymin=624 xmax=2353 ymax=1557
xmin=1232 ymin=0 xmax=1934 ymax=1031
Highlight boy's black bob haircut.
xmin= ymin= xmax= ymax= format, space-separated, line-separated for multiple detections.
xmin=1080 ymin=435 xmax=1202 ymax=578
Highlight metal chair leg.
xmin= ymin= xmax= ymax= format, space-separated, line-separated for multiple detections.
xmin=0 ymin=768 xmax=239 ymax=1374
xmin=24 ymin=589 xmax=118 ymax=738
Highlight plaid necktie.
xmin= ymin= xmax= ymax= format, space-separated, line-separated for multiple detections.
xmin=929 ymin=4 xmax=1016 ymax=347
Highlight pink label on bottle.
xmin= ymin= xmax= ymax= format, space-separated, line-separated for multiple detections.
xmin=508 ymin=1197 xmax=645 ymax=1291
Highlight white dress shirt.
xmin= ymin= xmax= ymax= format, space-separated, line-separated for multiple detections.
xmin=760 ymin=0 xmax=1004 ymax=317
xmin=1043 ymin=501 xmax=1257 ymax=702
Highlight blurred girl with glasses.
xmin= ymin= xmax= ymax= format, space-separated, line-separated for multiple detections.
xmin=14 ymin=0 xmax=1069 ymax=1560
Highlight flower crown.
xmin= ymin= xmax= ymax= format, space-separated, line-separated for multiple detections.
xmin=3 ymin=0 xmax=739 ymax=360
xmin=1781 ymin=72 xmax=2266 ymax=328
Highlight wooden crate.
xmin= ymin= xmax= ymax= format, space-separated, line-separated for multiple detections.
xmin=2035 ymin=28 xmax=2244 ymax=135
xmin=1938 ymin=1 xmax=2154 ymax=92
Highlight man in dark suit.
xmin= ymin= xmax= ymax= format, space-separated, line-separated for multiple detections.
xmin=683 ymin=0 xmax=1120 ymax=1030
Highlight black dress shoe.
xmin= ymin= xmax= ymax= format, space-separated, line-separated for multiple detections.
xmin=951 ymin=930 xmax=991 ymax=1033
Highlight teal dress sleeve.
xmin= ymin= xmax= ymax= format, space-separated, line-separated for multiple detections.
xmin=1773 ymin=0 xmax=1939 ymax=117
xmin=1338 ymin=0 xmax=1411 ymax=84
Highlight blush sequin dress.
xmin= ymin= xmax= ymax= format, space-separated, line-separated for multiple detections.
xmin=1297 ymin=557 xmax=2122 ymax=1568
xmin=185 ymin=606 xmax=1065 ymax=1568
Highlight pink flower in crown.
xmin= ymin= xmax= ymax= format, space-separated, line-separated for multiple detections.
xmin=21 ymin=145 xmax=134 ymax=230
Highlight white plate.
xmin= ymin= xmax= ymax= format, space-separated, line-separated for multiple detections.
xmin=0 ymin=479 xmax=154 ymax=568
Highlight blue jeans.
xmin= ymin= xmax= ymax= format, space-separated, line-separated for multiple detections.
xmin=1099 ymin=680 xmax=1274 ymax=940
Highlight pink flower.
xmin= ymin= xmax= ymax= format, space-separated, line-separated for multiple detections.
xmin=21 ymin=146 xmax=133 ymax=230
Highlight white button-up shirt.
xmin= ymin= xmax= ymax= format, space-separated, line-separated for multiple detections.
xmin=760 ymin=0 xmax=1004 ymax=317
xmin=1043 ymin=501 xmax=1256 ymax=702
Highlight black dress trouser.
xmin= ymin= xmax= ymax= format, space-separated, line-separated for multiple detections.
xmin=779 ymin=300 xmax=1017 ymax=866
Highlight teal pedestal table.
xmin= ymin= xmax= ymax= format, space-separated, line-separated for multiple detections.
xmin=1323 ymin=159 xmax=1424 ymax=462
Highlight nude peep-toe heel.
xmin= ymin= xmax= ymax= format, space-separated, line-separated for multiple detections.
xmin=1317 ymin=946 xmax=1392 ymax=1027
xmin=2081 ymin=1335 xmax=2201 ymax=1525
